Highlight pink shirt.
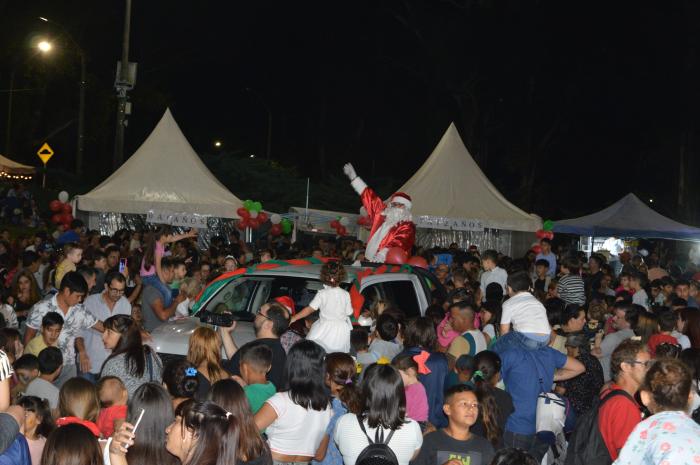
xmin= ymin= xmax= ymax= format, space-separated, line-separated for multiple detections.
xmin=405 ymin=382 xmax=428 ymax=422
xmin=26 ymin=436 xmax=46 ymax=465
xmin=140 ymin=242 xmax=165 ymax=276
xmin=437 ymin=315 xmax=459 ymax=349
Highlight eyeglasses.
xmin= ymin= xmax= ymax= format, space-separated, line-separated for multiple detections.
xmin=108 ymin=286 xmax=126 ymax=295
xmin=255 ymin=308 xmax=272 ymax=320
xmin=627 ymin=360 xmax=652 ymax=368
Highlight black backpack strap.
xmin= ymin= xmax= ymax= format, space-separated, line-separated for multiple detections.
xmin=599 ymin=389 xmax=635 ymax=407
xmin=357 ymin=415 xmax=396 ymax=446
xmin=357 ymin=415 xmax=374 ymax=444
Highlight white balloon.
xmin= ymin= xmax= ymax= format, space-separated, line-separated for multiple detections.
xmin=58 ymin=191 xmax=69 ymax=203
xmin=270 ymin=214 xmax=282 ymax=225
xmin=339 ymin=217 xmax=350 ymax=227
xmin=359 ymin=206 xmax=367 ymax=216
xmin=249 ymin=210 xmax=259 ymax=219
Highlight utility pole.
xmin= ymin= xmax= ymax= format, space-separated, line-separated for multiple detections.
xmin=4 ymin=70 xmax=15 ymax=156
xmin=77 ymin=52 xmax=86 ymax=175
xmin=113 ymin=0 xmax=132 ymax=170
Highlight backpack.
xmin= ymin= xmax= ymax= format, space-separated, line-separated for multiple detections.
xmin=355 ymin=416 xmax=399 ymax=465
xmin=564 ymin=389 xmax=635 ymax=465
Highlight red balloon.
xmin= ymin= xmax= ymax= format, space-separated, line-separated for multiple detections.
xmin=385 ymin=247 xmax=408 ymax=265
xmin=49 ymin=200 xmax=62 ymax=213
xmin=257 ymin=211 xmax=268 ymax=223
xmin=535 ymin=229 xmax=546 ymax=239
xmin=270 ymin=224 xmax=282 ymax=236
xmin=248 ymin=217 xmax=260 ymax=229
xmin=531 ymin=245 xmax=542 ymax=254
xmin=337 ymin=226 xmax=347 ymax=236
xmin=51 ymin=213 xmax=62 ymax=224
xmin=236 ymin=221 xmax=247 ymax=230
xmin=330 ymin=220 xmax=340 ymax=228
xmin=544 ymin=231 xmax=554 ymax=240
xmin=61 ymin=203 xmax=73 ymax=214
xmin=236 ymin=207 xmax=250 ymax=218
xmin=407 ymin=256 xmax=429 ymax=269
xmin=60 ymin=213 xmax=73 ymax=225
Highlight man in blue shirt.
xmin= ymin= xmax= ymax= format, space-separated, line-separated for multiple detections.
xmin=499 ymin=342 xmax=584 ymax=461
xmin=56 ymin=219 xmax=84 ymax=247
xmin=535 ymin=238 xmax=557 ymax=277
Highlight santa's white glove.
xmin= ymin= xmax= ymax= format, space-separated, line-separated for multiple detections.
xmin=375 ymin=248 xmax=388 ymax=263
xmin=343 ymin=163 xmax=357 ymax=181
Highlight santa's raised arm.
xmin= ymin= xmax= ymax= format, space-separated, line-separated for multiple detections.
xmin=344 ymin=163 xmax=416 ymax=263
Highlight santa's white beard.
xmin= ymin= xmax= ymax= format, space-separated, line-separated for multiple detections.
xmin=382 ymin=206 xmax=412 ymax=227
xmin=365 ymin=206 xmax=412 ymax=262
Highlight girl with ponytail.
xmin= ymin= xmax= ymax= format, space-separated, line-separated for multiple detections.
xmin=470 ymin=350 xmax=513 ymax=448
xmin=110 ymin=399 xmax=239 ymax=465
xmin=313 ymin=352 xmax=362 ymax=465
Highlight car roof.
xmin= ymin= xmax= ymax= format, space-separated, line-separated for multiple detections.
xmin=246 ymin=263 xmax=410 ymax=282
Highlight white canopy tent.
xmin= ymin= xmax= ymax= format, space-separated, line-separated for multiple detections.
xmin=398 ymin=122 xmax=541 ymax=232
xmin=77 ymin=109 xmax=243 ymax=219
xmin=395 ymin=123 xmax=540 ymax=254
xmin=0 ymin=153 xmax=35 ymax=180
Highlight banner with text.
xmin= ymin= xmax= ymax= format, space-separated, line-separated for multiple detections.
xmin=415 ymin=215 xmax=485 ymax=232
xmin=147 ymin=210 xmax=209 ymax=229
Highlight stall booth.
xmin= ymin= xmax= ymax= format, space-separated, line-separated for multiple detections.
xmin=76 ymin=109 xmax=243 ymax=244
xmin=395 ymin=123 xmax=541 ymax=256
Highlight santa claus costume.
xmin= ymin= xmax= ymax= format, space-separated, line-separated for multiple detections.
xmin=344 ymin=163 xmax=416 ymax=263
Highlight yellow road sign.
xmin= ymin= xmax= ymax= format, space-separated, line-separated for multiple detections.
xmin=37 ymin=143 xmax=54 ymax=164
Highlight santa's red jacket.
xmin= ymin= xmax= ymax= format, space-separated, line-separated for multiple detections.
xmin=353 ymin=177 xmax=415 ymax=260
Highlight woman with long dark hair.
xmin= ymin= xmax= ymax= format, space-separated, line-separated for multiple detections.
xmin=334 ymin=364 xmax=423 ymax=465
xmin=10 ymin=269 xmax=41 ymax=321
xmin=470 ymin=351 xmax=513 ymax=449
xmin=208 ymin=378 xmax=271 ymax=465
xmin=103 ymin=383 xmax=179 ymax=465
xmin=18 ymin=395 xmax=54 ymax=465
xmin=100 ymin=314 xmax=163 ymax=397
xmin=110 ymin=400 xmax=239 ymax=465
xmin=254 ymin=340 xmax=331 ymax=465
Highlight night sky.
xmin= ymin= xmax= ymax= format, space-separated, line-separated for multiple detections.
xmin=1 ymin=1 xmax=699 ymax=222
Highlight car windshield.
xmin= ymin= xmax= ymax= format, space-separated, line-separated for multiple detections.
xmin=204 ymin=275 xmax=351 ymax=315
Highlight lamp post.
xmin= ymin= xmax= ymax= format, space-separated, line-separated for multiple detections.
xmin=38 ymin=17 xmax=87 ymax=176
xmin=244 ymin=88 xmax=272 ymax=160
xmin=113 ymin=0 xmax=133 ymax=170
xmin=4 ymin=41 xmax=53 ymax=156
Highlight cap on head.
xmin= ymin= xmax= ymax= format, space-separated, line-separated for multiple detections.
xmin=390 ymin=192 xmax=412 ymax=209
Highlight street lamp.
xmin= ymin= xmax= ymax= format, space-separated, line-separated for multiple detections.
xmin=37 ymin=41 xmax=52 ymax=53
xmin=214 ymin=140 xmax=222 ymax=148
xmin=37 ymin=16 xmax=87 ymax=176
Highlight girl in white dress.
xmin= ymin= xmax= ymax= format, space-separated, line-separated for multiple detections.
xmin=291 ymin=262 xmax=353 ymax=353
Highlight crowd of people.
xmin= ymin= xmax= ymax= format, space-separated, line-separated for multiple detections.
xmin=0 ymin=224 xmax=699 ymax=465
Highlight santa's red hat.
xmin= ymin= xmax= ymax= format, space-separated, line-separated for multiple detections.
xmin=274 ymin=296 xmax=296 ymax=315
xmin=390 ymin=192 xmax=412 ymax=209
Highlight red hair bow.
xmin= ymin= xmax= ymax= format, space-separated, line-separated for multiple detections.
xmin=413 ymin=350 xmax=432 ymax=375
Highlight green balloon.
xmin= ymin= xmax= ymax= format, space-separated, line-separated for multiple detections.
xmin=543 ymin=220 xmax=554 ymax=231
xmin=281 ymin=219 xmax=293 ymax=234
xmin=243 ymin=199 xmax=254 ymax=210
xmin=251 ymin=201 xmax=263 ymax=213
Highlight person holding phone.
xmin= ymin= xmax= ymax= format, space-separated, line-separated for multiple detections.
xmin=110 ymin=400 xmax=239 ymax=465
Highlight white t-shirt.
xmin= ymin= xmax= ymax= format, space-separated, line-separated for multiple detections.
xmin=501 ymin=292 xmax=551 ymax=334
xmin=632 ymin=289 xmax=649 ymax=310
xmin=176 ymin=297 xmax=191 ymax=317
xmin=334 ymin=414 xmax=422 ymax=465
xmin=480 ymin=267 xmax=508 ymax=300
xmin=265 ymin=391 xmax=332 ymax=456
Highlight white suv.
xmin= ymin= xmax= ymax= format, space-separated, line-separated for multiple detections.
xmin=151 ymin=263 xmax=443 ymax=362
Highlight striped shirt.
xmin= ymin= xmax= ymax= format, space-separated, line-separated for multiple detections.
xmin=557 ymin=274 xmax=586 ymax=305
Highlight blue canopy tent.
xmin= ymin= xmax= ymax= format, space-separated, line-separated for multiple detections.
xmin=553 ymin=193 xmax=700 ymax=241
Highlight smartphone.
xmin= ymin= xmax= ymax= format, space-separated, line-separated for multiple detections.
xmin=119 ymin=258 xmax=128 ymax=273
xmin=124 ymin=408 xmax=145 ymax=450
